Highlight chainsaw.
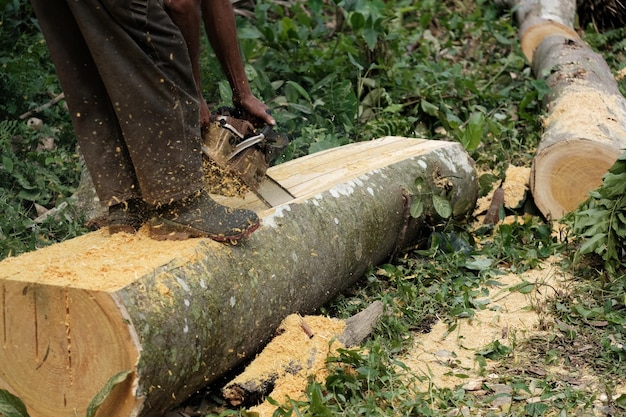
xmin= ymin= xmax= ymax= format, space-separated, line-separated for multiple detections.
xmin=201 ymin=108 xmax=293 ymax=206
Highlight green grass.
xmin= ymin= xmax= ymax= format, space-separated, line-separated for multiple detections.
xmin=2 ymin=0 xmax=626 ymax=416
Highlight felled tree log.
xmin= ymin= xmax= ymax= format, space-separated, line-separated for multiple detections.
xmin=0 ymin=137 xmax=477 ymax=417
xmin=529 ymin=35 xmax=626 ymax=219
xmin=497 ymin=0 xmax=626 ymax=219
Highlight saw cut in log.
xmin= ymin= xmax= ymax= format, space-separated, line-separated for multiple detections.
xmin=498 ymin=0 xmax=626 ymax=219
xmin=0 ymin=137 xmax=477 ymax=417
xmin=494 ymin=0 xmax=578 ymax=62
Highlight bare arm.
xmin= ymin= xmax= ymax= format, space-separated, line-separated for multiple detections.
xmin=202 ymin=0 xmax=275 ymax=126
xmin=165 ymin=0 xmax=213 ymax=128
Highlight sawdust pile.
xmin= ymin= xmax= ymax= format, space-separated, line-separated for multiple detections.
xmin=543 ymin=88 xmax=626 ymax=145
xmin=501 ymin=165 xmax=529 ymax=209
xmin=397 ymin=258 xmax=626 ymax=412
xmin=401 ymin=264 xmax=567 ymax=391
xmin=203 ymin=158 xmax=250 ymax=198
xmin=473 ymin=164 xmax=530 ymax=222
xmin=224 ymin=314 xmax=346 ymax=417
xmin=0 ymin=227 xmax=217 ymax=291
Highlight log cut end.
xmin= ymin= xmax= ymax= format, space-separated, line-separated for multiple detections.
xmin=530 ymin=140 xmax=620 ymax=219
xmin=0 ymin=282 xmax=142 ymax=417
xmin=520 ymin=18 xmax=579 ymax=63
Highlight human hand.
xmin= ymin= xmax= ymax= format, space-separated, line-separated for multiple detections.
xmin=234 ymin=94 xmax=276 ymax=128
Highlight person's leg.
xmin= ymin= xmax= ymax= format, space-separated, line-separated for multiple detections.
xmin=30 ymin=0 xmax=140 ymax=207
xmin=164 ymin=0 xmax=212 ymax=130
xmin=76 ymin=0 xmax=260 ymax=240
xmin=66 ymin=0 xmax=204 ymax=206
xmin=32 ymin=0 xmax=259 ymax=240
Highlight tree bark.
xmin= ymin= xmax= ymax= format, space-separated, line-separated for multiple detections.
xmin=497 ymin=0 xmax=626 ymax=219
xmin=0 ymin=137 xmax=477 ymax=417
xmin=337 ymin=300 xmax=385 ymax=347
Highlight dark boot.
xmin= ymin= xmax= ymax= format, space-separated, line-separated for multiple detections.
xmin=108 ymin=199 xmax=148 ymax=234
xmin=149 ymin=191 xmax=260 ymax=242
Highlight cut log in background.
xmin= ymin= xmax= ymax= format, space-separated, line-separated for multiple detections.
xmin=0 ymin=137 xmax=477 ymax=417
xmin=497 ymin=0 xmax=626 ymax=219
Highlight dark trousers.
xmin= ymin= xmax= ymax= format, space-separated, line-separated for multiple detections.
xmin=31 ymin=0 xmax=203 ymax=206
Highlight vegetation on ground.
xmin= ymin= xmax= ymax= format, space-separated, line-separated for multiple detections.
xmin=1 ymin=0 xmax=626 ymax=416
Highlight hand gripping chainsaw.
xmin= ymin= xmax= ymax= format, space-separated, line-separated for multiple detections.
xmin=201 ymin=108 xmax=293 ymax=206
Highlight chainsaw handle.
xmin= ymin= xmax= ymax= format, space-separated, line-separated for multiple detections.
xmin=260 ymin=124 xmax=273 ymax=138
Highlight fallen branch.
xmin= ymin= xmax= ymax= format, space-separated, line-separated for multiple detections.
xmin=19 ymin=92 xmax=65 ymax=120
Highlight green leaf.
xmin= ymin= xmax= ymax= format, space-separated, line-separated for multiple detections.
xmin=308 ymin=382 xmax=331 ymax=415
xmin=615 ymin=393 xmax=626 ymax=409
xmin=285 ymin=80 xmax=311 ymax=102
xmin=444 ymin=111 xmax=462 ymax=129
xmin=420 ymin=99 xmax=439 ymax=117
xmin=218 ymin=79 xmax=232 ymax=104
xmin=578 ymin=233 xmax=607 ymax=255
xmin=410 ymin=198 xmax=424 ymax=218
xmin=531 ymin=78 xmax=551 ymax=101
xmin=362 ymin=28 xmax=379 ymax=50
xmin=347 ymin=52 xmax=364 ymax=71
xmin=476 ymin=340 xmax=511 ymax=359
xmin=0 ymin=389 xmax=29 ymax=417
xmin=279 ymin=17 xmax=298 ymax=40
xmin=464 ymin=256 xmax=492 ymax=271
xmin=349 ymin=12 xmax=365 ymax=31
xmin=509 ymin=281 xmax=535 ymax=294
xmin=237 ymin=26 xmax=263 ymax=40
xmin=2 ymin=155 xmax=14 ymax=173
xmin=450 ymin=307 xmax=474 ymax=318
xmin=288 ymin=102 xmax=314 ymax=115
xmin=414 ymin=176 xmax=425 ymax=193
xmin=525 ymin=402 xmax=549 ymax=416
xmin=432 ymin=194 xmax=452 ymax=219
xmin=86 ymin=370 xmax=133 ymax=417
xmin=461 ymin=112 xmax=484 ymax=151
